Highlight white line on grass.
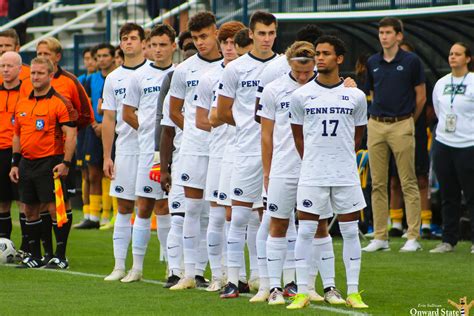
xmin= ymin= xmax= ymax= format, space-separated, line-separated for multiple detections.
xmin=12 ymin=267 xmax=370 ymax=316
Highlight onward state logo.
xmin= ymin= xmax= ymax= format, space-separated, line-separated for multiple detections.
xmin=302 ymin=199 xmax=313 ymax=208
xmin=171 ymin=201 xmax=181 ymax=209
xmin=268 ymin=203 xmax=278 ymax=212
xmin=233 ymin=188 xmax=243 ymax=196
xmin=143 ymin=186 xmax=153 ymax=193
xmin=219 ymin=192 xmax=227 ymax=200
xmin=181 ymin=173 xmax=190 ymax=181
xmin=115 ymin=186 xmax=124 ymax=193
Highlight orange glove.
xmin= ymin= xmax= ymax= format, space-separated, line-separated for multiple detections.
xmin=149 ymin=163 xmax=161 ymax=183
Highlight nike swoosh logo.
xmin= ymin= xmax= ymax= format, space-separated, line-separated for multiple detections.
xmin=350 ymin=257 xmax=361 ymax=261
xmin=167 ymin=245 xmax=179 ymax=249
xmin=288 ymin=239 xmax=296 ymax=243
xmin=191 ymin=70 xmax=198 ymax=73
xmin=146 ymin=77 xmax=153 ymax=80
xmin=228 ymin=241 xmax=239 ymax=244
xmin=352 ymin=202 xmax=360 ymax=206
xmin=257 ymin=257 xmax=267 ymax=260
xmin=310 ymin=96 xmax=318 ymax=100
xmin=322 ymin=256 xmax=334 ymax=261
xmin=113 ymin=238 xmax=123 ymax=240
xmin=295 ymin=258 xmax=304 ymax=261
xmin=373 ymin=68 xmax=379 ymax=72
xmin=284 ymin=91 xmax=292 ymax=95
xmin=118 ymin=78 xmax=124 ymax=82
xmin=184 ymin=236 xmax=195 ymax=239
xmin=267 ymin=258 xmax=281 ymax=262
xmin=208 ymin=244 xmax=219 ymax=247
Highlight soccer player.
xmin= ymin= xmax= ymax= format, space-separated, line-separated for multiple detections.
xmin=217 ymin=11 xmax=278 ymax=298
xmin=287 ymin=35 xmax=368 ymax=309
xmin=121 ymin=24 xmax=176 ymax=282
xmin=10 ymin=57 xmax=78 ymax=268
xmin=168 ymin=11 xmax=223 ymax=290
xmin=102 ymin=23 xmax=148 ymax=281
xmin=194 ymin=21 xmax=245 ymax=292
xmin=0 ymin=29 xmax=30 ymax=82
xmin=233 ymin=28 xmax=253 ymax=57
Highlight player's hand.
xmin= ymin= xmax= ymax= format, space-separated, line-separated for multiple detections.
xmin=343 ymin=77 xmax=357 ymax=88
xmin=160 ymin=171 xmax=172 ymax=193
xmin=149 ymin=163 xmax=161 ymax=182
xmin=9 ymin=167 xmax=19 ymax=183
xmin=103 ymin=158 xmax=115 ymax=180
xmin=93 ymin=123 xmax=102 ymax=138
xmin=53 ymin=163 xmax=69 ymax=178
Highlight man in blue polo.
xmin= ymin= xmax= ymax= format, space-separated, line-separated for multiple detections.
xmin=363 ymin=17 xmax=426 ymax=253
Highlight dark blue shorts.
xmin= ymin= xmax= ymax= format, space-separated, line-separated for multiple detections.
xmin=84 ymin=125 xmax=103 ymax=167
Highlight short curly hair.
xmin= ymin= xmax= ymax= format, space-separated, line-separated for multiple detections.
xmin=188 ymin=11 xmax=216 ymax=32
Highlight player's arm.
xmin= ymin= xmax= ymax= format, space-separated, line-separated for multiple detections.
xmin=123 ymin=104 xmax=139 ymax=130
xmin=217 ymin=67 xmax=239 ymax=126
xmin=413 ymin=83 xmax=426 ymax=122
xmin=169 ymin=96 xmax=184 ymax=130
xmin=72 ymin=78 xmax=94 ymax=128
xmin=290 ymin=93 xmax=305 ymax=158
xmin=355 ymin=126 xmax=365 ymax=152
xmin=102 ymin=109 xmax=116 ymax=179
xmin=159 ymin=126 xmax=175 ymax=192
xmin=261 ymin=117 xmax=274 ymax=192
xmin=291 ymin=124 xmax=304 ymax=158
xmin=343 ymin=77 xmax=357 ymax=88
xmin=217 ymin=95 xmax=235 ymax=126
xmin=254 ymin=96 xmax=262 ymax=124
xmin=54 ymin=124 xmax=77 ymax=178
xmin=196 ymin=107 xmax=211 ymax=132
xmin=209 ymin=107 xmax=224 ymax=127
xmin=9 ymin=134 xmax=21 ymax=183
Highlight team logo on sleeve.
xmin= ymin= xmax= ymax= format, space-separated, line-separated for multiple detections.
xmin=143 ymin=186 xmax=153 ymax=193
xmin=268 ymin=203 xmax=278 ymax=212
xmin=115 ymin=186 xmax=124 ymax=193
xmin=233 ymin=188 xmax=243 ymax=196
xmin=302 ymin=199 xmax=313 ymax=208
xmin=171 ymin=201 xmax=181 ymax=209
xmin=181 ymin=173 xmax=190 ymax=181
xmin=219 ymin=192 xmax=227 ymax=200
xmin=35 ymin=119 xmax=45 ymax=130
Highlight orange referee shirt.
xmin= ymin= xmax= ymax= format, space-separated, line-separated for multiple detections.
xmin=14 ymin=87 xmax=78 ymax=160
xmin=0 ymin=64 xmax=30 ymax=85
xmin=20 ymin=66 xmax=93 ymax=129
xmin=0 ymin=81 xmax=21 ymax=150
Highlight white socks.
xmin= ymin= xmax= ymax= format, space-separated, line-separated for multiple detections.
xmin=131 ymin=216 xmax=151 ymax=271
xmin=207 ymin=206 xmax=226 ymax=279
xmin=256 ymin=212 xmax=270 ymax=290
xmin=294 ymin=220 xmax=318 ymax=295
xmin=227 ymin=205 xmax=252 ymax=285
xmin=313 ymin=235 xmax=335 ymax=289
xmin=283 ymin=212 xmax=297 ymax=286
xmin=167 ymin=215 xmax=184 ymax=276
xmin=183 ymin=198 xmax=204 ymax=278
xmin=113 ymin=213 xmax=132 ymax=271
xmin=157 ymin=214 xmax=171 ymax=259
xmin=247 ymin=211 xmax=260 ymax=281
xmin=266 ymin=235 xmax=286 ymax=289
xmin=196 ymin=212 xmax=209 ymax=276
xmin=339 ymin=220 xmax=361 ymax=295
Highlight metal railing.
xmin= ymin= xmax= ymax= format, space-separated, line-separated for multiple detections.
xmin=0 ymin=0 xmax=60 ymax=33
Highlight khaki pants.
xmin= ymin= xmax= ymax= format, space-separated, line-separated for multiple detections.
xmin=367 ymin=117 xmax=421 ymax=240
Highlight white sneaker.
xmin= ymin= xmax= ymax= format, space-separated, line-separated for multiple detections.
xmin=248 ymin=277 xmax=260 ymax=292
xmin=206 ymin=278 xmax=223 ymax=292
xmin=324 ymin=287 xmax=346 ymax=305
xmin=121 ymin=269 xmax=143 ymax=283
xmin=362 ymin=239 xmax=390 ymax=252
xmin=308 ymin=289 xmax=324 ymax=302
xmin=169 ymin=277 xmax=196 ymax=290
xmin=402 ymin=232 xmax=408 ymax=239
xmin=104 ymin=269 xmax=126 ymax=281
xmin=471 ymin=245 xmax=474 ymax=254
xmin=400 ymin=239 xmax=422 ymax=252
xmin=429 ymin=242 xmax=454 ymax=253
xmin=249 ymin=289 xmax=270 ymax=303
xmin=268 ymin=288 xmax=285 ymax=305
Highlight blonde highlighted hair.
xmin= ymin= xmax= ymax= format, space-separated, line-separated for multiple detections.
xmin=31 ymin=57 xmax=54 ymax=73
xmin=37 ymin=37 xmax=63 ymax=54
xmin=285 ymin=41 xmax=316 ymax=64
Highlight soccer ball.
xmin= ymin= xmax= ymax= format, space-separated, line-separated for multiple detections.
xmin=0 ymin=238 xmax=16 ymax=264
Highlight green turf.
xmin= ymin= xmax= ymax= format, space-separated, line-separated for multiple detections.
xmin=1 ymin=209 xmax=473 ymax=315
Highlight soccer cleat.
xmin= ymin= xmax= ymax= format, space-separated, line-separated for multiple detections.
xmin=346 ymin=292 xmax=369 ymax=308
xmin=324 ymin=287 xmax=346 ymax=305
xmin=421 ymin=228 xmax=432 ymax=239
xmin=16 ymin=256 xmax=45 ymax=269
xmin=220 ymin=282 xmax=239 ymax=298
xmin=163 ymin=274 xmax=181 ymax=288
xmin=388 ymin=227 xmax=403 ymax=237
xmin=99 ymin=220 xmax=115 ymax=231
xmin=283 ymin=281 xmax=298 ymax=297
xmin=74 ymin=219 xmax=100 ymax=229
xmin=195 ymin=275 xmax=209 ymax=288
xmin=429 ymin=242 xmax=454 ymax=253
xmin=104 ymin=269 xmax=126 ymax=281
xmin=248 ymin=276 xmax=260 ymax=292
xmin=238 ymin=280 xmax=250 ymax=293
xmin=400 ymin=239 xmax=422 ymax=252
xmin=286 ymin=293 xmax=310 ymax=310
xmin=249 ymin=289 xmax=270 ymax=303
xmin=41 ymin=254 xmax=54 ymax=266
xmin=362 ymin=239 xmax=390 ymax=252
xmin=14 ymin=250 xmax=31 ymax=263
xmin=169 ymin=277 xmax=196 ymax=290
xmin=206 ymin=278 xmax=223 ymax=292
xmin=44 ymin=257 xmax=69 ymax=270
xmin=121 ymin=269 xmax=143 ymax=283
xmin=267 ymin=288 xmax=285 ymax=305
xmin=308 ymin=289 xmax=325 ymax=302
xmin=100 ymin=218 xmax=110 ymax=227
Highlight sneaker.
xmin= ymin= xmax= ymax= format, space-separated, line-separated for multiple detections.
xmin=283 ymin=281 xmax=298 ymax=297
xmin=195 ymin=275 xmax=209 ymax=288
xmin=421 ymin=228 xmax=432 ymax=239
xmin=99 ymin=219 xmax=115 ymax=231
xmin=44 ymin=257 xmax=69 ymax=270
xmin=104 ymin=269 xmax=126 ymax=281
xmin=121 ymin=269 xmax=143 ymax=283
xmin=308 ymin=289 xmax=324 ymax=302
xmin=14 ymin=250 xmax=31 ymax=263
xmin=206 ymin=278 xmax=223 ymax=292
xmin=388 ymin=227 xmax=403 ymax=237
xmin=16 ymin=256 xmax=45 ymax=269
xmin=41 ymin=254 xmax=53 ymax=266
xmin=169 ymin=277 xmax=196 ymax=290
xmin=324 ymin=287 xmax=346 ymax=305
xmin=249 ymin=289 xmax=270 ymax=303
xmin=346 ymin=292 xmax=369 ymax=308
xmin=429 ymin=242 xmax=454 ymax=253
xmin=268 ymin=288 xmax=285 ymax=305
xmin=100 ymin=218 xmax=110 ymax=226
xmin=220 ymin=282 xmax=239 ymax=298
xmin=400 ymin=239 xmax=422 ymax=252
xmin=362 ymin=239 xmax=390 ymax=252
xmin=238 ymin=280 xmax=250 ymax=293
xmin=248 ymin=276 xmax=260 ymax=292
xmin=74 ymin=219 xmax=100 ymax=229
xmin=163 ymin=274 xmax=180 ymax=288
xmin=287 ymin=293 xmax=310 ymax=310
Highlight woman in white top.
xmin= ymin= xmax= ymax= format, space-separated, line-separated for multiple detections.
xmin=430 ymin=42 xmax=474 ymax=254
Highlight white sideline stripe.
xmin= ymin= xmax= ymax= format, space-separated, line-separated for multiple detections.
xmin=12 ymin=267 xmax=370 ymax=316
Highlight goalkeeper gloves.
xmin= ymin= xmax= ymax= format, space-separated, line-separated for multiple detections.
xmin=149 ymin=152 xmax=161 ymax=182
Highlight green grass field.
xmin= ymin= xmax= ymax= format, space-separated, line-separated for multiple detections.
xmin=1 ymin=209 xmax=473 ymax=316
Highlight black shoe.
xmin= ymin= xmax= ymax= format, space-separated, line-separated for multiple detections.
xmin=220 ymin=282 xmax=239 ymax=298
xmin=238 ymin=280 xmax=250 ymax=293
xmin=388 ymin=227 xmax=403 ymax=237
xmin=283 ymin=281 xmax=298 ymax=297
xmin=17 ymin=256 xmax=45 ymax=269
xmin=44 ymin=257 xmax=69 ymax=270
xmin=14 ymin=250 xmax=31 ymax=263
xmin=41 ymin=254 xmax=53 ymax=266
xmin=163 ymin=274 xmax=180 ymax=288
xmin=195 ymin=275 xmax=209 ymax=288
xmin=421 ymin=228 xmax=432 ymax=239
xmin=74 ymin=219 xmax=100 ymax=229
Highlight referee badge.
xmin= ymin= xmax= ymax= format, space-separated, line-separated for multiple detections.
xmin=35 ymin=119 xmax=45 ymax=130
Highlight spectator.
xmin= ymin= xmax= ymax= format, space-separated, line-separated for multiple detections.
xmin=430 ymin=43 xmax=474 ymax=254
xmin=7 ymin=0 xmax=33 ymax=45
xmin=114 ymin=46 xmax=124 ymax=67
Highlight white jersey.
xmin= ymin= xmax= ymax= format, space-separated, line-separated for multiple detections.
xmin=258 ymin=73 xmax=316 ymax=179
xmin=432 ymin=72 xmax=474 ymax=148
xmin=290 ymin=79 xmax=368 ymax=186
xmin=161 ymin=92 xmax=182 ymax=157
xmin=124 ymin=63 xmax=174 ymax=154
xmin=169 ymin=53 xmax=223 ymax=156
xmin=219 ymin=52 xmax=278 ymax=156
xmin=102 ymin=60 xmax=149 ymax=154
xmin=256 ymin=55 xmax=290 ymax=99
xmin=195 ymin=63 xmax=227 ymax=158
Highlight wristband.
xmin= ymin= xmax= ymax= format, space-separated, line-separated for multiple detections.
xmin=62 ymin=160 xmax=72 ymax=168
xmin=11 ymin=152 xmax=21 ymax=167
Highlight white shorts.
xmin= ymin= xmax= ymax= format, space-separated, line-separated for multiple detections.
xmin=134 ymin=153 xmax=166 ymax=199
xmin=230 ymin=156 xmax=263 ymax=203
xmin=175 ymin=154 xmax=208 ymax=190
xmin=110 ymin=154 xmax=138 ymax=201
xmin=205 ymin=157 xmax=222 ymax=202
xmin=217 ymin=160 xmax=233 ymax=206
xmin=296 ymin=185 xmax=366 ymax=217
xmin=168 ymin=157 xmax=185 ymax=214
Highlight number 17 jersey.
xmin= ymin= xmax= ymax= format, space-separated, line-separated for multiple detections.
xmin=290 ymin=79 xmax=367 ymax=187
